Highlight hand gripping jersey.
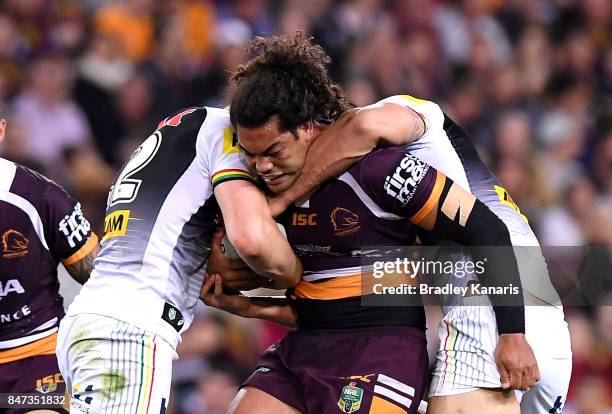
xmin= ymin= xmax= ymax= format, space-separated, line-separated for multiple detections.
xmin=66 ymin=107 xmax=256 ymax=348
xmin=378 ymin=95 xmax=562 ymax=311
xmin=0 ymin=159 xmax=96 ymax=362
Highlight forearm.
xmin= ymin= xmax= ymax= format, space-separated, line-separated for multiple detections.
xmin=280 ymin=109 xmax=373 ymax=203
xmin=432 ymin=183 xmax=525 ymax=334
xmin=237 ymin=221 xmax=302 ymax=288
xmin=201 ymin=273 xmax=297 ymax=327
xmin=216 ymin=180 xmax=302 ymax=287
xmin=246 ymin=297 xmax=297 ymax=328
xmin=280 ymin=104 xmax=425 ymax=206
xmin=465 ymin=210 xmax=525 ymax=334
xmin=63 ymin=239 xmax=100 ymax=285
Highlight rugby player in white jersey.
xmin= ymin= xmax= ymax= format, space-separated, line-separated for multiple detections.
xmin=266 ymin=92 xmax=572 ymax=413
xmin=56 ymin=107 xmax=302 ymax=413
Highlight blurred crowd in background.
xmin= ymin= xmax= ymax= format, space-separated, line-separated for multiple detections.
xmin=0 ymin=0 xmax=610 ymax=412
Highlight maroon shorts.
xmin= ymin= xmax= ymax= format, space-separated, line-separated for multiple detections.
xmin=243 ymin=326 xmax=428 ymax=414
xmin=0 ymin=354 xmax=66 ymax=414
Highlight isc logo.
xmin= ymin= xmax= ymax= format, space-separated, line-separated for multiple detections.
xmin=292 ymin=213 xmax=317 ymax=226
xmin=35 ymin=373 xmax=63 ymax=393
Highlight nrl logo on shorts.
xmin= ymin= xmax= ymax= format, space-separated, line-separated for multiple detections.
xmin=162 ymin=302 xmax=184 ymax=332
xmin=338 ymin=382 xmax=363 ymax=413
xmin=36 ymin=382 xmax=58 ymax=393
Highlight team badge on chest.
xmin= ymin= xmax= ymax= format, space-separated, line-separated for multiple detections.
xmin=338 ymin=382 xmax=363 ymax=413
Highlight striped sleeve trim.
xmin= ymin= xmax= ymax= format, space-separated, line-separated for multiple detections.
xmin=211 ymin=169 xmax=257 ymax=188
xmin=62 ymin=233 xmax=99 ymax=265
xmin=410 ymin=171 xmax=446 ymax=224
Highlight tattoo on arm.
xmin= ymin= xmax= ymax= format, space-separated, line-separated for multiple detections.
xmin=64 ymin=243 xmax=101 ymax=285
xmin=411 ymin=109 xmax=426 ymax=140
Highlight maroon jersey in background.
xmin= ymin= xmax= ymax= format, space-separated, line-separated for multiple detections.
xmin=0 ymin=157 xmax=97 ymax=364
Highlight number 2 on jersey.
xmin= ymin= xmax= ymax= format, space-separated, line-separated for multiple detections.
xmin=107 ymin=131 xmax=162 ymax=207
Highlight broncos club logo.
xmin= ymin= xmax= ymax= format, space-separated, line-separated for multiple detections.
xmin=2 ymin=229 xmax=29 ymax=259
xmin=331 ymin=207 xmax=361 ymax=237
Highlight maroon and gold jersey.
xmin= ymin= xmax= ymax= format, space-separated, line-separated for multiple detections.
xmin=281 ymin=144 xmax=525 ymax=334
xmin=279 ymin=147 xmax=446 ymax=330
xmin=0 ymin=158 xmax=96 ymax=363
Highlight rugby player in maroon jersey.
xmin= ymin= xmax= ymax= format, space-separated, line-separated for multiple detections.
xmin=201 ymin=34 xmax=542 ymax=414
xmin=0 ymin=114 xmax=100 ymax=414
xmin=259 ymin=36 xmax=572 ymax=414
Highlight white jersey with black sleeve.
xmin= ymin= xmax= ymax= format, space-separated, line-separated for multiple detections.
xmin=377 ymin=94 xmax=562 ymax=310
xmin=65 ymin=107 xmax=256 ymax=348
xmin=377 ymin=96 xmax=571 ymax=412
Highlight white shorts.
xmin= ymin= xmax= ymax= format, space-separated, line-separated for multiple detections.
xmin=429 ymin=296 xmax=572 ymax=413
xmin=56 ymin=313 xmax=178 ymax=414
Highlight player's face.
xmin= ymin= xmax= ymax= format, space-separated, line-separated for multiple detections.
xmin=237 ymin=117 xmax=315 ymax=193
xmin=0 ymin=119 xmax=6 ymax=142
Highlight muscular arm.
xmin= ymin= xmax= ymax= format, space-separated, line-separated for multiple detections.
xmin=415 ymin=180 xmax=542 ymax=389
xmin=214 ymin=180 xmax=302 ymax=288
xmin=201 ymin=274 xmax=297 ymax=328
xmin=379 ymin=153 xmax=540 ymax=390
xmin=62 ymin=240 xmax=101 ymax=285
xmin=44 ymin=178 xmax=100 ymax=285
xmin=247 ymin=297 xmax=297 ymax=328
xmin=412 ymin=176 xmax=525 ymax=334
xmin=271 ymin=103 xmax=425 ymax=214
xmin=361 ymin=149 xmax=525 ymax=334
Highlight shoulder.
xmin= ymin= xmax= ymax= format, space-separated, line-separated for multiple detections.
xmin=348 ymin=147 xmax=434 ymax=207
xmin=157 ymin=106 xmax=210 ymax=132
xmin=196 ymin=108 xmax=240 ymax=160
xmin=7 ymin=163 xmax=79 ymax=234
xmin=10 ymin=163 xmax=63 ymax=202
xmin=376 ymin=95 xmax=445 ymax=132
xmin=350 ymin=146 xmax=415 ymax=178
xmin=157 ymin=107 xmax=232 ymax=149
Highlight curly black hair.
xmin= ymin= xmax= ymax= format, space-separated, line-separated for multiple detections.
xmin=229 ymin=32 xmax=351 ymax=134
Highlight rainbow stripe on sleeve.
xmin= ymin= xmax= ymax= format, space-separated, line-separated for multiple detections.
xmin=211 ymin=169 xmax=257 ymax=188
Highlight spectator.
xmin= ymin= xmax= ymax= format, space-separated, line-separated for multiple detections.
xmin=93 ymin=0 xmax=155 ymax=62
xmin=12 ymin=53 xmax=92 ymax=181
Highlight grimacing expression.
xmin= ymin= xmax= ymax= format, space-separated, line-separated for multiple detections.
xmin=237 ymin=117 xmax=314 ymax=193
